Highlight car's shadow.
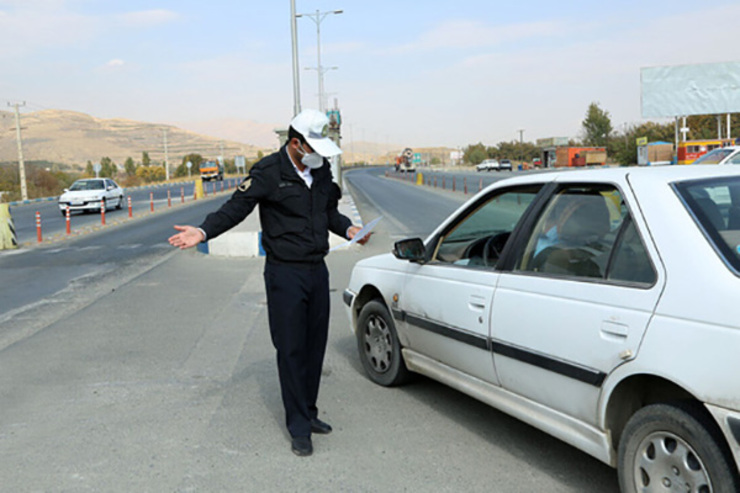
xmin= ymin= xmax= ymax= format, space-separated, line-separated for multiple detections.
xmin=333 ymin=332 xmax=619 ymax=492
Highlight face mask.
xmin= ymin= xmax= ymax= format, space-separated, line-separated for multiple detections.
xmin=298 ymin=143 xmax=324 ymax=169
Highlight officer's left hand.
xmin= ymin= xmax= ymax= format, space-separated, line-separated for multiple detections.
xmin=348 ymin=225 xmax=372 ymax=245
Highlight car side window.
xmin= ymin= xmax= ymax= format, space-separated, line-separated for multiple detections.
xmin=516 ymin=185 xmax=626 ymax=279
xmin=606 ymin=217 xmax=656 ymax=285
xmin=433 ymin=186 xmax=541 ymax=268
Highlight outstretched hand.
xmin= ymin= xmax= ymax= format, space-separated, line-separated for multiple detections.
xmin=168 ymin=225 xmax=205 ymax=249
xmin=348 ymin=225 xmax=372 ymax=245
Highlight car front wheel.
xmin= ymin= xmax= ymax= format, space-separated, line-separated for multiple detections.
xmin=115 ymin=195 xmax=123 ymax=209
xmin=356 ymin=299 xmax=410 ymax=387
xmin=618 ymin=403 xmax=739 ymax=493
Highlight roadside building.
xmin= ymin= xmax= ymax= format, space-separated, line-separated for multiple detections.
xmin=637 ymin=140 xmax=674 ymax=166
xmin=537 ymin=137 xmax=607 ymax=167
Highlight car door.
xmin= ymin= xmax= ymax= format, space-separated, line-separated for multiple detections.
xmin=491 ymin=181 xmax=665 ymax=425
xmin=396 ymin=185 xmax=542 ymax=385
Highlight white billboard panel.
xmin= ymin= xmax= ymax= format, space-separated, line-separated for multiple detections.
xmin=641 ymin=61 xmax=740 ymax=118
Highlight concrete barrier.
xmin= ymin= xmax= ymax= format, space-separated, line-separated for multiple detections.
xmin=0 ymin=204 xmax=19 ymax=250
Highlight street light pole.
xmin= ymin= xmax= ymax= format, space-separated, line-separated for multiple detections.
xmin=290 ymin=0 xmax=301 ymax=116
xmin=304 ymin=66 xmax=337 ymax=110
xmin=296 ymin=8 xmax=342 ymax=112
xmin=518 ymin=128 xmax=525 ymax=167
xmin=8 ymin=102 xmax=28 ymax=201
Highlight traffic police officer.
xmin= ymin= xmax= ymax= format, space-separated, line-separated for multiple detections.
xmin=168 ymin=109 xmax=369 ymax=456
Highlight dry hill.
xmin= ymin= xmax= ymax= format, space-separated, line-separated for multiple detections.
xmin=0 ymin=109 xmax=272 ymax=169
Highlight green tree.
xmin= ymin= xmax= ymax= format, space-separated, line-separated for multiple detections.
xmin=124 ymin=157 xmax=137 ymax=176
xmin=609 ymin=121 xmax=675 ymax=166
xmin=85 ymin=160 xmax=94 ymax=177
xmin=463 ymin=142 xmax=488 ymax=165
xmin=685 ymin=114 xmax=740 ymax=141
xmin=582 ymin=102 xmax=613 ymax=147
xmin=142 ymin=151 xmax=151 ymax=167
xmin=100 ymin=157 xmax=116 ymax=178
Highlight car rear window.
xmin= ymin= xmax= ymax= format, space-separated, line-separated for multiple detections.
xmin=674 ymin=176 xmax=740 ymax=273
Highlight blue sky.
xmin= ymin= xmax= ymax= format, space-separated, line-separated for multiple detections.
xmin=2 ymin=0 xmax=740 ymax=149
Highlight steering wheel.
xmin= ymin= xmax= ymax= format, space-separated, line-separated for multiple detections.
xmin=482 ymin=232 xmax=511 ymax=267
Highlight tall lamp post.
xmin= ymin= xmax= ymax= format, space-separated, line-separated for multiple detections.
xmin=290 ymin=0 xmax=301 ymax=116
xmin=296 ymin=8 xmax=343 ymax=112
xmin=518 ymin=128 xmax=525 ymax=168
xmin=304 ymin=66 xmax=337 ymax=110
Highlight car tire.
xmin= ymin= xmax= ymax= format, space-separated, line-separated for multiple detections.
xmin=356 ymin=299 xmax=411 ymax=387
xmin=116 ymin=196 xmax=123 ymax=210
xmin=618 ymin=402 xmax=739 ymax=493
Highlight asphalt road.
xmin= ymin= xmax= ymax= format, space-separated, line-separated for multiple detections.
xmin=0 ymin=167 xmax=620 ymax=492
xmin=8 ymin=177 xmax=242 ymax=244
xmin=0 ymin=191 xmax=232 ymax=347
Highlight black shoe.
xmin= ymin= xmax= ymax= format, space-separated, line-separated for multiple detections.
xmin=291 ymin=436 xmax=313 ymax=456
xmin=310 ymin=418 xmax=332 ymax=435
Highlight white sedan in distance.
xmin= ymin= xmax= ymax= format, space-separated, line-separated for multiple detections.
xmin=58 ymin=178 xmax=125 ymax=215
xmin=475 ymin=159 xmax=499 ymax=172
xmin=344 ymin=165 xmax=740 ymax=492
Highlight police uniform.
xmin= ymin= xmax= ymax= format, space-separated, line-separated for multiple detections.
xmin=198 ymin=144 xmax=352 ymax=439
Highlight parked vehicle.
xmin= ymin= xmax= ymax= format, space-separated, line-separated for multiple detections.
xmin=476 ymin=159 xmax=499 ymax=172
xmin=58 ymin=178 xmax=124 ymax=215
xmin=693 ymin=146 xmax=740 ymax=165
xmin=344 ymin=165 xmax=740 ymax=492
xmin=498 ymin=158 xmax=513 ymax=171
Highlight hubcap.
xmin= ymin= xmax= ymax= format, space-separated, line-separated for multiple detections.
xmin=362 ymin=314 xmax=392 ymax=373
xmin=633 ymin=431 xmax=711 ymax=492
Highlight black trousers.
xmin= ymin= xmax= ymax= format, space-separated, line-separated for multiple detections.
xmin=263 ymin=260 xmax=330 ymax=438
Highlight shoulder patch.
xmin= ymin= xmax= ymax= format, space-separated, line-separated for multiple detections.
xmin=237 ymin=177 xmax=251 ymax=192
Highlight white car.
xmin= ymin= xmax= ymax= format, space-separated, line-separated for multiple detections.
xmin=58 ymin=178 xmax=125 ymax=215
xmin=344 ymin=165 xmax=740 ymax=492
xmin=694 ymin=145 xmax=740 ymax=165
xmin=476 ymin=159 xmax=499 ymax=172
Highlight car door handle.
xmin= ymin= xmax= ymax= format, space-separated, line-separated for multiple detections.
xmin=468 ymin=295 xmax=487 ymax=311
xmin=601 ymin=320 xmax=629 ymax=340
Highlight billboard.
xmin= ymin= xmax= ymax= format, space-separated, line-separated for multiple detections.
xmin=641 ymin=61 xmax=740 ymax=118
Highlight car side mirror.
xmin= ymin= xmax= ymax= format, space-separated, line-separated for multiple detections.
xmin=63 ymin=188 xmax=69 ymax=193
xmin=393 ymin=238 xmax=426 ymax=262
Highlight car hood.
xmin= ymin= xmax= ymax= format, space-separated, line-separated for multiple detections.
xmin=59 ymin=190 xmax=106 ymax=201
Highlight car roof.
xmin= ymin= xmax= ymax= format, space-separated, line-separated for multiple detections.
xmin=487 ymin=164 xmax=740 ymax=189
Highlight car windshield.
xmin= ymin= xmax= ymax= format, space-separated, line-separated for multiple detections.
xmin=69 ymin=180 xmax=104 ymax=191
xmin=674 ymin=176 xmax=740 ymax=273
xmin=694 ymin=148 xmax=735 ymax=165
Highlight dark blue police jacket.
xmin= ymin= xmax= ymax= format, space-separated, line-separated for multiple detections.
xmin=198 ymin=145 xmax=351 ymax=265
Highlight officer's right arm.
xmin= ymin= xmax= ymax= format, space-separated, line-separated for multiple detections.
xmin=168 ymin=225 xmax=205 ymax=249
xmin=198 ymin=165 xmax=270 ymax=241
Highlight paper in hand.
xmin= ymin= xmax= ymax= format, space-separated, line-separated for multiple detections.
xmin=330 ymin=216 xmax=382 ymax=252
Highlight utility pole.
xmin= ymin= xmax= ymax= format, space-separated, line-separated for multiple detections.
xmin=8 ymin=102 xmax=28 ymax=201
xmin=290 ymin=0 xmax=301 ymax=116
xmin=296 ymin=8 xmax=343 ymax=112
xmin=518 ymin=128 xmax=525 ymax=167
xmin=162 ymin=128 xmax=170 ymax=181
